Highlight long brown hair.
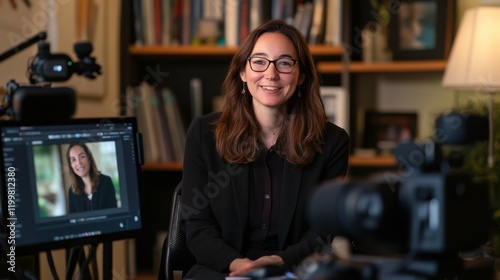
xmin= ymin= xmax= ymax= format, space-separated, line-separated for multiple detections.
xmin=214 ymin=20 xmax=327 ymax=166
xmin=67 ymin=143 xmax=101 ymax=195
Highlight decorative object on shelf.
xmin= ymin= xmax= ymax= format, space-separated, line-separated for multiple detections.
xmin=362 ymin=111 xmax=417 ymax=154
xmin=192 ymin=18 xmax=221 ymax=45
xmin=388 ymin=0 xmax=454 ymax=60
xmin=442 ymin=5 xmax=500 ymax=255
xmin=361 ymin=0 xmax=391 ymax=62
xmin=362 ymin=24 xmax=391 ymax=63
xmin=320 ymin=86 xmax=348 ymax=132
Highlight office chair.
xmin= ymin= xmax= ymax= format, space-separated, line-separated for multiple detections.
xmin=158 ymin=182 xmax=196 ymax=280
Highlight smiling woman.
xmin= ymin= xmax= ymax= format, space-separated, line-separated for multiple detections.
xmin=66 ymin=143 xmax=117 ymax=213
xmin=180 ymin=20 xmax=350 ymax=280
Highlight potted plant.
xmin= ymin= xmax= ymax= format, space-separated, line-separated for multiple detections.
xmin=446 ymin=100 xmax=500 ymax=254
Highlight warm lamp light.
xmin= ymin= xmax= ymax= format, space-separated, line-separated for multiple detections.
xmin=442 ymin=6 xmax=500 ymax=168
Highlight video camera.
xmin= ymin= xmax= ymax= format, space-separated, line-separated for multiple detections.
xmin=303 ymin=113 xmax=491 ymax=280
xmin=0 ymin=31 xmax=101 ymax=121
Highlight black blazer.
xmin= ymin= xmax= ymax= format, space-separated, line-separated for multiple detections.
xmin=68 ymin=173 xmax=118 ymax=213
xmin=181 ymin=113 xmax=349 ymax=273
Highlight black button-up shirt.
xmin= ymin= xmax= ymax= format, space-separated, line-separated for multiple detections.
xmin=246 ymin=146 xmax=284 ymax=259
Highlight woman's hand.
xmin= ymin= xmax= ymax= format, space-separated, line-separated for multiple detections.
xmin=229 ymin=255 xmax=284 ymax=276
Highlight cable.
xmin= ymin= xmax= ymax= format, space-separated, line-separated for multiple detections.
xmin=78 ymin=244 xmax=98 ymax=280
xmin=46 ymin=250 xmax=60 ymax=280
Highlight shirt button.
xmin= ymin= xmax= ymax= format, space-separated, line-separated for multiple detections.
xmin=264 ymin=194 xmax=270 ymax=200
xmin=262 ymin=224 xmax=267 ymax=229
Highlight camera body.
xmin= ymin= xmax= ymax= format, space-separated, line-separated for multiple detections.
xmin=0 ymin=32 xmax=101 ymax=120
xmin=29 ymin=41 xmax=101 ymax=84
xmin=306 ymin=114 xmax=490 ymax=279
xmin=31 ymin=50 xmax=72 ymax=82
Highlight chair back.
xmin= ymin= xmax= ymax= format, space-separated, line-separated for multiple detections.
xmin=158 ymin=182 xmax=196 ymax=280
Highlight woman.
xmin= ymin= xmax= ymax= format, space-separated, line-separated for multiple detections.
xmin=67 ymin=143 xmax=117 ymax=213
xmin=181 ymin=20 xmax=349 ymax=279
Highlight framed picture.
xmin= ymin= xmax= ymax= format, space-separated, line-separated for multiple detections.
xmin=389 ymin=0 xmax=455 ymax=60
xmin=362 ymin=111 xmax=417 ymax=151
xmin=320 ymin=86 xmax=348 ymax=132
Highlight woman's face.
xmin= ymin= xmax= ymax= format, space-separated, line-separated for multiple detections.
xmin=240 ymin=32 xmax=305 ymax=111
xmin=69 ymin=145 xmax=90 ymax=178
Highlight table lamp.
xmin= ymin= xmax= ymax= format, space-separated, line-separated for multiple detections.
xmin=442 ymin=6 xmax=500 ymax=168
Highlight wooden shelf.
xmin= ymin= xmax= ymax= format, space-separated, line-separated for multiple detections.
xmin=308 ymin=45 xmax=343 ymax=56
xmin=129 ymin=44 xmax=343 ymax=56
xmin=349 ymin=155 xmax=396 ymax=167
xmin=317 ymin=60 xmax=448 ymax=74
xmin=129 ymin=45 xmax=238 ymax=56
xmin=141 ymin=156 xmax=395 ymax=171
xmin=142 ymin=161 xmax=183 ymax=171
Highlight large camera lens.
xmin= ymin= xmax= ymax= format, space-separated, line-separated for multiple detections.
xmin=308 ymin=178 xmax=406 ymax=251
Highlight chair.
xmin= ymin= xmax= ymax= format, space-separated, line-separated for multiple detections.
xmin=158 ymin=182 xmax=196 ymax=280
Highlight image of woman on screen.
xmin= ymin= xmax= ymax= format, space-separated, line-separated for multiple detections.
xmin=67 ymin=143 xmax=117 ymax=213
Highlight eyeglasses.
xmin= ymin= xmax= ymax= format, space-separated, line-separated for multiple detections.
xmin=247 ymin=57 xmax=298 ymax=73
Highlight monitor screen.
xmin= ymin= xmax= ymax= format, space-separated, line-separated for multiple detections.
xmin=0 ymin=117 xmax=143 ymax=255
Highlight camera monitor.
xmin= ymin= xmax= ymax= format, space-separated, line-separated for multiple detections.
xmin=0 ymin=117 xmax=143 ymax=255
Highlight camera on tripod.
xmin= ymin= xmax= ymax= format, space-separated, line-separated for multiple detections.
xmin=304 ymin=113 xmax=491 ymax=280
xmin=0 ymin=31 xmax=101 ymax=121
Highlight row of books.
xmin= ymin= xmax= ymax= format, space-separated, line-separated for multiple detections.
xmin=132 ymin=0 xmax=343 ymax=47
xmin=126 ymin=82 xmax=186 ymax=163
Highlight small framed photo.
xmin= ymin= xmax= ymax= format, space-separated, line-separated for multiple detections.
xmin=389 ymin=0 xmax=455 ymax=60
xmin=320 ymin=86 xmax=348 ymax=132
xmin=362 ymin=111 xmax=417 ymax=151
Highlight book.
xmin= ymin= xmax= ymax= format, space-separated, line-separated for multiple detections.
xmin=132 ymin=0 xmax=145 ymax=45
xmin=142 ymin=0 xmax=155 ymax=45
xmin=309 ymin=0 xmax=326 ymax=45
xmin=138 ymin=82 xmax=163 ymax=162
xmin=162 ymin=0 xmax=173 ymax=45
xmin=224 ymin=0 xmax=240 ymax=46
xmin=239 ymin=0 xmax=250 ymax=43
xmin=161 ymin=88 xmax=186 ymax=161
xmin=249 ymin=0 xmax=263 ymax=31
xmin=191 ymin=0 xmax=203 ymax=43
xmin=172 ymin=0 xmax=183 ymax=45
xmin=154 ymin=88 xmax=176 ymax=162
xmin=154 ymin=0 xmax=163 ymax=45
xmin=190 ymin=78 xmax=203 ymax=120
xmin=298 ymin=2 xmax=313 ymax=40
xmin=283 ymin=0 xmax=295 ymax=24
xmin=182 ymin=0 xmax=191 ymax=45
xmin=324 ymin=0 xmax=342 ymax=45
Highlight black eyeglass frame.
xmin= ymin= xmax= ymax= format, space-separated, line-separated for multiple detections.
xmin=246 ymin=56 xmax=299 ymax=73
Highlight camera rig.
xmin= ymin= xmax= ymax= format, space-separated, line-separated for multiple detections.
xmin=0 ymin=31 xmax=101 ymax=121
xmin=304 ymin=113 xmax=491 ymax=280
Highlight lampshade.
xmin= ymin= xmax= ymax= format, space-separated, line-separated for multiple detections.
xmin=442 ymin=6 xmax=500 ymax=90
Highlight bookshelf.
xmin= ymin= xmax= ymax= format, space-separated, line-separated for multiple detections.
xmin=120 ymin=0 xmax=454 ymax=274
xmin=349 ymin=155 xmax=396 ymax=167
xmin=142 ymin=161 xmax=183 ymax=171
